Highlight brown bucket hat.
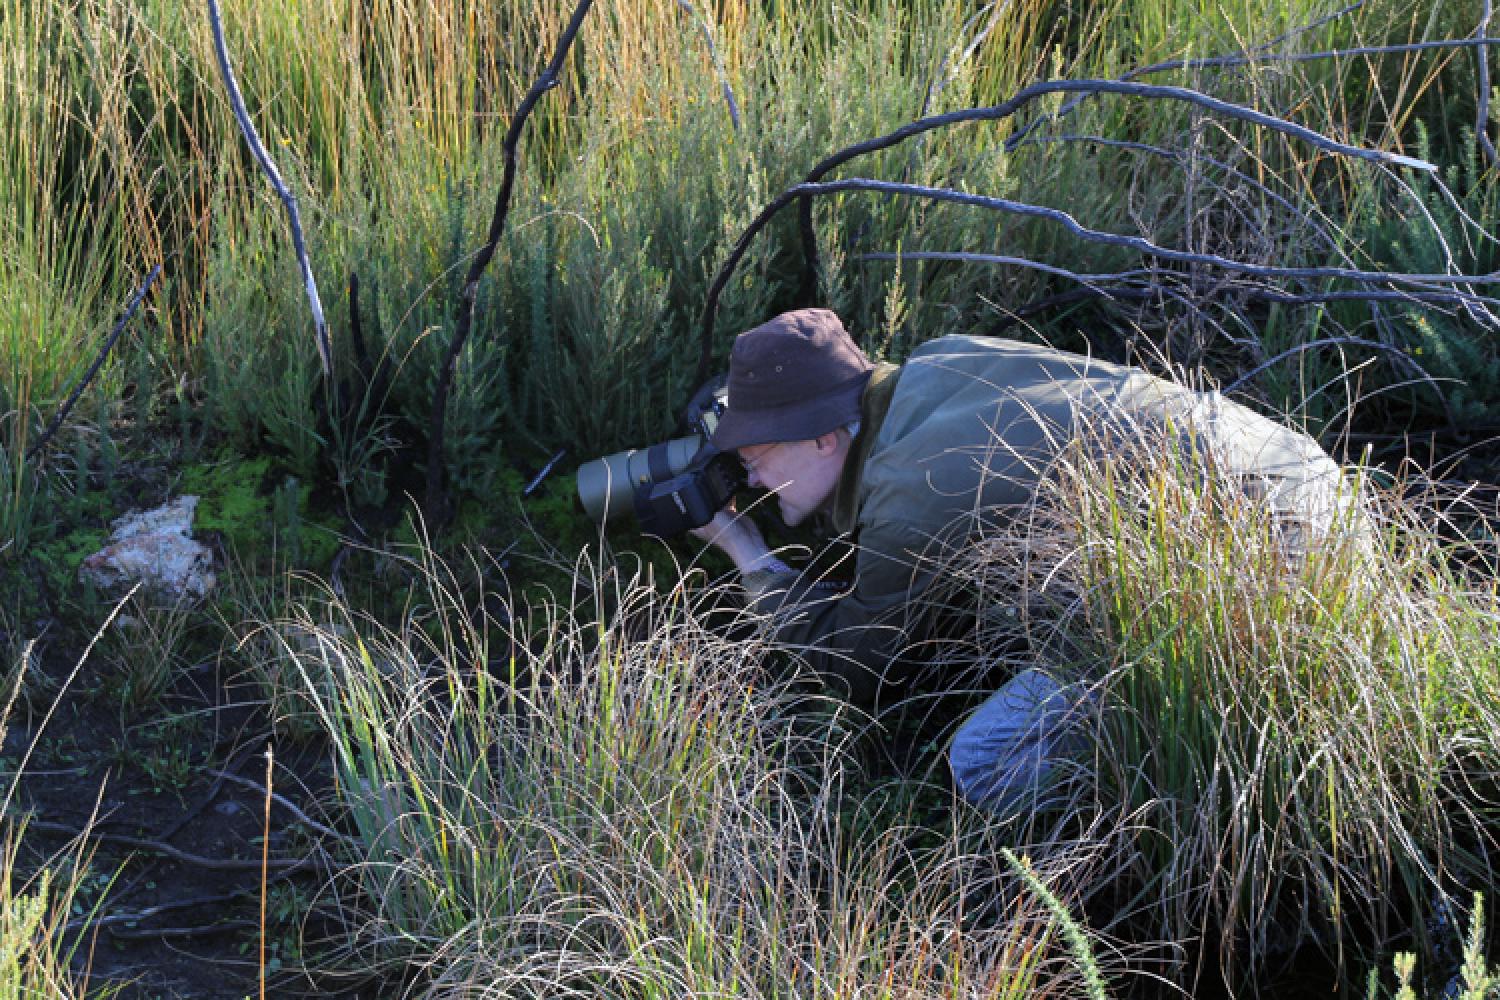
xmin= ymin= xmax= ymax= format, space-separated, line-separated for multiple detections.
xmin=711 ymin=309 xmax=874 ymax=452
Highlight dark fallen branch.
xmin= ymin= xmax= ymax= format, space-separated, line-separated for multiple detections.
xmin=210 ymin=769 xmax=353 ymax=845
xmin=674 ymin=0 xmax=740 ymax=130
xmin=108 ymin=919 xmax=258 ymax=941
xmin=206 ymin=0 xmax=331 ymax=377
xmin=24 ymin=816 xmax=312 ymax=872
xmin=786 ymin=76 xmax=1436 ymax=307
xmin=425 ymin=0 xmax=595 ymax=522
xmin=25 ymin=264 xmax=160 ymax=465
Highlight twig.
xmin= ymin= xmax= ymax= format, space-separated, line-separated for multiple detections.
xmin=25 ymin=265 xmax=160 ymax=464
xmin=524 ymin=449 xmax=568 ymax=496
xmin=1001 ymin=1 xmax=1366 ymax=158
xmin=1012 ymin=38 xmax=1500 ymax=153
xmin=674 ymin=0 xmax=739 ymax=130
xmin=211 ymin=768 xmax=353 ymax=844
xmin=1013 ymin=134 xmax=1348 ymax=260
xmin=1480 ymin=1 xmax=1499 ymax=168
xmin=808 ymin=178 xmax=1484 ymax=283
xmin=259 ymin=745 xmax=272 ymax=1000
xmin=425 ymin=0 xmax=595 ymax=523
xmin=1122 ymin=38 xmax=1500 ymax=85
xmin=704 ymin=170 xmax=1483 ymax=386
xmin=206 ymin=0 xmax=331 ymax=377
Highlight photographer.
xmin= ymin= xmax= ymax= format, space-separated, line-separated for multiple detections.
xmin=688 ymin=308 xmax=1361 ymax=813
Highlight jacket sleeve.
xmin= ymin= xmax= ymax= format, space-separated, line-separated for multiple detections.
xmin=740 ymin=518 xmax=940 ymax=708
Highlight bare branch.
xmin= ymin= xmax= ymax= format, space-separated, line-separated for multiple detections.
xmin=26 ymin=264 xmax=160 ymax=464
xmin=809 ymin=178 xmax=1489 ymax=285
xmin=1018 ymin=37 xmax=1500 ymax=152
xmin=706 ymin=167 xmax=1494 ymax=385
xmin=206 ymin=0 xmax=331 ymax=377
xmin=424 ymin=0 xmax=596 ymax=522
xmin=674 ymin=0 xmax=740 ymax=130
xmin=786 ymin=76 xmax=1436 ymax=312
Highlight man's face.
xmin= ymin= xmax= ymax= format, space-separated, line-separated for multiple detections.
xmin=737 ymin=434 xmax=847 ymax=527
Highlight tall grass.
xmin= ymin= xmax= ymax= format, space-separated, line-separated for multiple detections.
xmin=951 ymin=424 xmax=1500 ymax=986
xmin=0 ymin=0 xmax=120 ymax=554
xmin=4 ymin=0 xmax=1490 ymax=530
xmin=264 ymin=546 xmax=1115 ymax=997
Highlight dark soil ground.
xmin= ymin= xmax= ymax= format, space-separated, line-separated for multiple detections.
xmin=7 ymin=643 xmax=358 ymax=999
xmin=6 ymin=429 xmax=1497 ymax=1000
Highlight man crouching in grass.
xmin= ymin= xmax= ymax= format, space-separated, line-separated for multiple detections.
xmin=687 ymin=308 xmax=1365 ymax=815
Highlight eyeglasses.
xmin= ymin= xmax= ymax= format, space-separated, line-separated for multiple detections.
xmin=739 ymin=444 xmax=780 ymax=477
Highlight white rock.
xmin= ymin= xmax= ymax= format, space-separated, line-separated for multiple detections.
xmin=79 ymin=496 xmax=216 ymax=600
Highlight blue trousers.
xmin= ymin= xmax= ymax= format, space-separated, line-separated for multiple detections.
xmin=948 ymin=667 xmax=1092 ymax=815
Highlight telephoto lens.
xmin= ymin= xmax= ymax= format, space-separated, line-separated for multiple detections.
xmin=575 ymin=435 xmax=705 ymax=524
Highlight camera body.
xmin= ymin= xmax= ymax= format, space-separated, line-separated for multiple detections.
xmin=576 ymin=379 xmax=746 ymax=536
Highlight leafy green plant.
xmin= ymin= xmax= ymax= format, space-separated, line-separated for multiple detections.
xmin=1367 ymin=894 xmax=1497 ymax=1000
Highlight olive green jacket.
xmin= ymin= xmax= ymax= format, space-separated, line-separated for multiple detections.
xmin=741 ymin=334 xmax=1351 ymax=706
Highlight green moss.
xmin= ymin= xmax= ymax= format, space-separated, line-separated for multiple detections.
xmin=180 ymin=455 xmax=274 ymax=553
xmin=179 ymin=454 xmax=340 ymax=571
xmin=29 ymin=525 xmax=110 ymax=603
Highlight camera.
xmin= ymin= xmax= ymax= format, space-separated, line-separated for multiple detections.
xmin=576 ymin=378 xmax=746 ymax=536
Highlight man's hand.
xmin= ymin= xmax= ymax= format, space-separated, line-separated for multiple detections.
xmin=690 ymin=503 xmax=774 ymax=575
